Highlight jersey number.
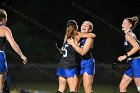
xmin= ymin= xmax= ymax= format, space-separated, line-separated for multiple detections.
xmin=63 ymin=44 xmax=68 ymax=57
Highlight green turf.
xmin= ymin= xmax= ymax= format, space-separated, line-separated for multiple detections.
xmin=10 ymin=83 xmax=137 ymax=93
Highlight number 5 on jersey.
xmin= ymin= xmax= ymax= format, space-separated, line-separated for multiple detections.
xmin=63 ymin=44 xmax=69 ymax=57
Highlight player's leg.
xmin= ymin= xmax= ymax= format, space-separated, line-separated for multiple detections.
xmin=80 ymin=58 xmax=95 ymax=93
xmin=3 ymin=80 xmax=10 ymax=93
xmin=119 ymin=74 xmax=132 ymax=93
xmin=131 ymin=58 xmax=140 ymax=93
xmin=57 ymin=76 xmax=67 ymax=93
xmin=134 ymin=78 xmax=140 ymax=93
xmin=67 ymin=74 xmax=78 ymax=93
xmin=75 ymin=75 xmax=82 ymax=93
xmin=0 ymin=73 xmax=6 ymax=93
xmin=83 ymin=72 xmax=93 ymax=93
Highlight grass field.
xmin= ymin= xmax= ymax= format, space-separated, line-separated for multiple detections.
xmin=10 ymin=82 xmax=137 ymax=93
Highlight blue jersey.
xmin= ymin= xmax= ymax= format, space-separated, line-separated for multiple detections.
xmin=79 ymin=38 xmax=93 ymax=60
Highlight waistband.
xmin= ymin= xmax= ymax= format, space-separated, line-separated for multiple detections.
xmin=0 ymin=50 xmax=4 ymax=52
xmin=128 ymin=56 xmax=140 ymax=61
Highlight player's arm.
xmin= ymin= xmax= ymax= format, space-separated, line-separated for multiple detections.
xmin=118 ymin=33 xmax=139 ymax=61
xmin=125 ymin=33 xmax=140 ymax=56
xmin=68 ymin=38 xmax=93 ymax=56
xmin=4 ymin=26 xmax=27 ymax=64
xmin=75 ymin=32 xmax=96 ymax=42
xmin=80 ymin=32 xmax=96 ymax=38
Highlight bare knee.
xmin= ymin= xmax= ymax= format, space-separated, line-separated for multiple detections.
xmin=119 ymin=74 xmax=132 ymax=92
xmin=59 ymin=78 xmax=66 ymax=88
xmin=59 ymin=79 xmax=66 ymax=85
xmin=85 ymin=86 xmax=92 ymax=93
xmin=58 ymin=77 xmax=67 ymax=92
xmin=134 ymin=78 xmax=140 ymax=92
xmin=83 ymin=82 xmax=92 ymax=93
xmin=83 ymin=74 xmax=93 ymax=93
xmin=119 ymin=82 xmax=127 ymax=92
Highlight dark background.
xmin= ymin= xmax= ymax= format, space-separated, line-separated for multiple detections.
xmin=0 ymin=0 xmax=140 ymax=64
xmin=0 ymin=0 xmax=140 ymax=90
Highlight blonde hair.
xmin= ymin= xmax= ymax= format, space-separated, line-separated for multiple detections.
xmin=125 ymin=16 xmax=139 ymax=30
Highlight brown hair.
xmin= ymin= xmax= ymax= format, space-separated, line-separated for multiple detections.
xmin=0 ymin=9 xmax=7 ymax=21
xmin=125 ymin=16 xmax=139 ymax=30
xmin=64 ymin=20 xmax=78 ymax=40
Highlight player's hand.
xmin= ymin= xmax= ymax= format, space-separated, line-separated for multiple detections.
xmin=118 ymin=55 xmax=127 ymax=62
xmin=60 ymin=49 xmax=64 ymax=54
xmin=67 ymin=38 xmax=75 ymax=45
xmin=88 ymin=33 xmax=96 ymax=38
xmin=21 ymin=55 xmax=28 ymax=64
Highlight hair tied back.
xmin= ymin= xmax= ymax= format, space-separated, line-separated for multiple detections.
xmin=132 ymin=16 xmax=139 ymax=23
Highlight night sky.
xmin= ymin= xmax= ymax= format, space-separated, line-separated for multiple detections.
xmin=0 ymin=0 xmax=140 ymax=64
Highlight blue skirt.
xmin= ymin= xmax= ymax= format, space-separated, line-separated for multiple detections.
xmin=80 ymin=58 xmax=95 ymax=75
xmin=0 ymin=51 xmax=8 ymax=74
xmin=56 ymin=67 xmax=78 ymax=78
xmin=125 ymin=57 xmax=140 ymax=78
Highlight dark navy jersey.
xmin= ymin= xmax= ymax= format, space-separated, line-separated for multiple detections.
xmin=0 ymin=37 xmax=6 ymax=50
xmin=124 ymin=31 xmax=140 ymax=58
xmin=0 ymin=25 xmax=7 ymax=51
xmin=79 ymin=38 xmax=93 ymax=59
xmin=58 ymin=41 xmax=80 ymax=69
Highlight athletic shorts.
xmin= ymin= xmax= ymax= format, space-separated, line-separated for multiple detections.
xmin=125 ymin=57 xmax=140 ymax=78
xmin=56 ymin=67 xmax=78 ymax=78
xmin=80 ymin=58 xmax=95 ymax=75
xmin=0 ymin=51 xmax=8 ymax=74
